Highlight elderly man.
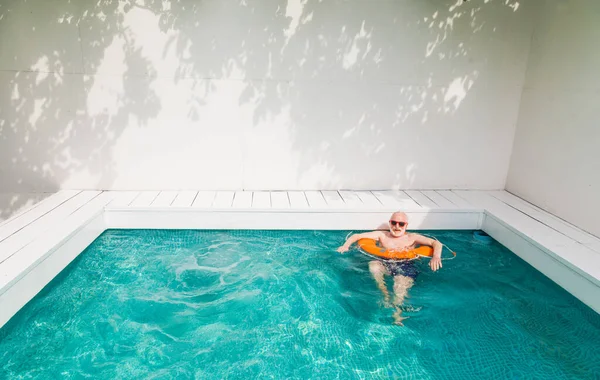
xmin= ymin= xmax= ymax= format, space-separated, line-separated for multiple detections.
xmin=337 ymin=212 xmax=442 ymax=324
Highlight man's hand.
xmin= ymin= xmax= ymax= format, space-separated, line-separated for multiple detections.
xmin=429 ymin=256 xmax=442 ymax=271
xmin=337 ymin=245 xmax=350 ymax=253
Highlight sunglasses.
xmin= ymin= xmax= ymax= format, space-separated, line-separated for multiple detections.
xmin=389 ymin=220 xmax=407 ymax=227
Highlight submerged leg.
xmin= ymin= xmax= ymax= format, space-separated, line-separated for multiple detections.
xmin=392 ymin=275 xmax=414 ymax=325
xmin=369 ymin=260 xmax=391 ymax=307
xmin=392 ymin=275 xmax=414 ymax=306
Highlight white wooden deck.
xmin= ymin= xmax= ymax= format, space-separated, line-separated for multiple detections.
xmin=1 ymin=189 xmax=599 ymax=327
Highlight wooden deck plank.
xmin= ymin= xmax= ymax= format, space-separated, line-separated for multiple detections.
xmin=252 ymin=192 xmax=271 ymax=208
xmin=586 ymin=241 xmax=600 ymax=254
xmin=106 ymin=191 xmax=140 ymax=207
xmin=321 ymin=191 xmax=345 ymax=208
xmin=192 ymin=191 xmax=216 ymax=208
xmin=454 ymin=190 xmax=515 ymax=215
xmin=456 ymin=191 xmax=576 ymax=247
xmin=151 ymin=191 xmax=178 ymax=207
xmin=422 ymin=190 xmax=457 ymax=208
xmin=490 ymin=191 xmax=598 ymax=244
xmin=288 ymin=192 xmax=309 ymax=209
xmin=0 ymin=191 xmax=101 ymax=264
xmin=304 ymin=191 xmax=327 ymax=208
xmin=271 ymin=192 xmax=290 ymax=209
xmin=0 ymin=190 xmax=80 ymax=242
xmin=374 ymin=190 xmax=422 ymax=209
xmin=0 ymin=192 xmax=116 ymax=291
xmin=338 ymin=191 xmax=364 ymax=208
xmin=130 ymin=191 xmax=159 ymax=207
xmin=354 ymin=191 xmax=382 ymax=208
xmin=232 ymin=192 xmax=253 ymax=208
xmin=371 ymin=191 xmax=399 ymax=208
xmin=437 ymin=190 xmax=473 ymax=208
xmin=395 ymin=191 xmax=423 ymax=208
xmin=213 ymin=191 xmax=235 ymax=208
xmin=171 ymin=191 xmax=198 ymax=207
xmin=405 ymin=190 xmax=438 ymax=208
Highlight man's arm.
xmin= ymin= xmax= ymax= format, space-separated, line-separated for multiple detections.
xmin=337 ymin=231 xmax=383 ymax=253
xmin=411 ymin=233 xmax=443 ymax=272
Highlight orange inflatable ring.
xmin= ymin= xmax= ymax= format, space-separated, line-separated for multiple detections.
xmin=357 ymin=238 xmax=434 ymax=260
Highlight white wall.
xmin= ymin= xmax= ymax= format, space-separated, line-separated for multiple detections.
xmin=0 ymin=0 xmax=533 ymax=192
xmin=507 ymin=0 xmax=600 ymax=237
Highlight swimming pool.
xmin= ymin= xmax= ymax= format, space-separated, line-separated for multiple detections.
xmin=1 ymin=229 xmax=599 ymax=378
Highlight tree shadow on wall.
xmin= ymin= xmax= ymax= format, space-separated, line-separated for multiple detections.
xmin=0 ymin=0 xmax=527 ymax=214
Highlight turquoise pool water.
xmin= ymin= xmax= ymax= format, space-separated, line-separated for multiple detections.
xmin=1 ymin=230 xmax=599 ymax=379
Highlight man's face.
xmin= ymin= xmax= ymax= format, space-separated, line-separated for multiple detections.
xmin=389 ymin=213 xmax=408 ymax=237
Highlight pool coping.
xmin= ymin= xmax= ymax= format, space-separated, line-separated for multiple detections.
xmin=1 ymin=190 xmax=599 ymax=327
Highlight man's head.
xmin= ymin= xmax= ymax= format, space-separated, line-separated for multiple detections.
xmin=388 ymin=211 xmax=408 ymax=237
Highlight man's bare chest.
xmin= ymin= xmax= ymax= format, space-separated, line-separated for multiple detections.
xmin=381 ymin=235 xmax=415 ymax=250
